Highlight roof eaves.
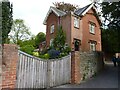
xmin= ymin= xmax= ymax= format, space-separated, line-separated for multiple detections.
xmin=81 ymin=3 xmax=94 ymax=16
xmin=43 ymin=7 xmax=52 ymax=25
xmin=43 ymin=6 xmax=66 ymax=25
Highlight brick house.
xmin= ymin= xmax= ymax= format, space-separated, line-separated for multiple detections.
xmin=43 ymin=3 xmax=102 ymax=52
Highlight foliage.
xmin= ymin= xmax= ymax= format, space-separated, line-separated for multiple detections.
xmin=2 ymin=0 xmax=13 ymax=44
xmin=37 ymin=26 xmax=71 ymax=59
xmin=9 ymin=19 xmax=32 ymax=44
xmin=48 ymin=49 xmax=60 ymax=59
xmin=33 ymin=52 xmax=39 ymax=57
xmin=53 ymin=26 xmax=66 ymax=52
xmin=101 ymin=1 xmax=120 ymax=53
xmin=20 ymin=45 xmax=35 ymax=55
xmin=39 ymin=53 xmax=50 ymax=59
xmin=35 ymin=32 xmax=45 ymax=48
xmin=19 ymin=35 xmax=35 ymax=47
xmin=53 ymin=2 xmax=78 ymax=12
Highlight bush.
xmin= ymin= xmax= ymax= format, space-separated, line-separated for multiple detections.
xmin=20 ymin=45 xmax=35 ymax=55
xmin=33 ymin=52 xmax=39 ymax=57
xmin=48 ymin=49 xmax=60 ymax=59
xmin=39 ymin=53 xmax=50 ymax=59
xmin=63 ymin=46 xmax=71 ymax=54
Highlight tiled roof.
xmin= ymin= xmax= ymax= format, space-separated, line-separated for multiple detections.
xmin=43 ymin=3 xmax=102 ymax=24
xmin=50 ymin=6 xmax=66 ymax=16
xmin=74 ymin=4 xmax=91 ymax=16
xmin=43 ymin=6 xmax=66 ymax=25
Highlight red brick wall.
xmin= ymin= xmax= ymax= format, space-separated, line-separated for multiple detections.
xmin=2 ymin=44 xmax=18 ymax=89
xmin=81 ymin=8 xmax=101 ymax=52
xmin=71 ymin=51 xmax=81 ymax=84
xmin=46 ymin=13 xmax=59 ymax=47
xmin=61 ymin=13 xmax=72 ymax=47
xmin=71 ymin=14 xmax=83 ymax=50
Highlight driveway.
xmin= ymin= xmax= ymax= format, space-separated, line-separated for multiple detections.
xmin=47 ymin=61 xmax=119 ymax=89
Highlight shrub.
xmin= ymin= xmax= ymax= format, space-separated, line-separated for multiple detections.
xmin=39 ymin=53 xmax=50 ymax=59
xmin=44 ymin=53 xmax=50 ymax=59
xmin=20 ymin=45 xmax=35 ymax=55
xmin=48 ymin=49 xmax=60 ymax=59
xmin=33 ymin=52 xmax=39 ymax=57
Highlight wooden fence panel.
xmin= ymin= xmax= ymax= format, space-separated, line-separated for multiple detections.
xmin=16 ymin=51 xmax=71 ymax=88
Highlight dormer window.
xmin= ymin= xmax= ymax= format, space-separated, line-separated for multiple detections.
xmin=50 ymin=24 xmax=54 ymax=34
xmin=74 ymin=17 xmax=79 ymax=28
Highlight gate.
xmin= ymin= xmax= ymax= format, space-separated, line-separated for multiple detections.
xmin=16 ymin=51 xmax=71 ymax=88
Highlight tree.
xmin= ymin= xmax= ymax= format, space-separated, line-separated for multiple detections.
xmin=53 ymin=2 xmax=78 ymax=12
xmin=9 ymin=19 xmax=31 ymax=44
xmin=101 ymin=1 xmax=120 ymax=53
xmin=53 ymin=26 xmax=66 ymax=51
xmin=35 ymin=32 xmax=45 ymax=48
xmin=19 ymin=35 xmax=35 ymax=47
xmin=2 ymin=0 xmax=13 ymax=44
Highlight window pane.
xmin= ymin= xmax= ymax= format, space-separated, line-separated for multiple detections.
xmin=89 ymin=24 xmax=95 ymax=34
xmin=74 ymin=17 xmax=79 ymax=28
xmin=50 ymin=25 xmax=54 ymax=33
xmin=50 ymin=39 xmax=54 ymax=46
xmin=90 ymin=43 xmax=95 ymax=51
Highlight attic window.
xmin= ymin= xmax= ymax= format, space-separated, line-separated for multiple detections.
xmin=74 ymin=17 xmax=79 ymax=28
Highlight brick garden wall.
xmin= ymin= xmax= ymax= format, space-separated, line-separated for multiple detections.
xmin=2 ymin=44 xmax=18 ymax=89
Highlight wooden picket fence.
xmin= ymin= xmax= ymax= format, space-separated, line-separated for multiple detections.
xmin=16 ymin=51 xmax=71 ymax=88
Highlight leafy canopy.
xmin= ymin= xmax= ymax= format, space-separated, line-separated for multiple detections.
xmin=9 ymin=19 xmax=32 ymax=44
xmin=101 ymin=1 xmax=120 ymax=53
xmin=2 ymin=0 xmax=13 ymax=44
xmin=53 ymin=2 xmax=78 ymax=12
xmin=35 ymin=32 xmax=46 ymax=48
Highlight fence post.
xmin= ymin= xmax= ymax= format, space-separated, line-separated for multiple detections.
xmin=2 ymin=44 xmax=18 ymax=89
xmin=71 ymin=51 xmax=81 ymax=84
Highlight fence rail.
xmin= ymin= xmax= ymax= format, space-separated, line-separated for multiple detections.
xmin=16 ymin=51 xmax=71 ymax=88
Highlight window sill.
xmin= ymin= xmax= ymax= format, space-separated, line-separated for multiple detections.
xmin=74 ymin=26 xmax=79 ymax=29
xmin=90 ymin=32 xmax=95 ymax=35
xmin=50 ymin=32 xmax=54 ymax=34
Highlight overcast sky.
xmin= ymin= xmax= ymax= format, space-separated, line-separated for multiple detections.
xmin=9 ymin=0 xmax=92 ymax=35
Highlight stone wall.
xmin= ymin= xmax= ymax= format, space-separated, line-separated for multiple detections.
xmin=2 ymin=44 xmax=18 ymax=89
xmin=80 ymin=51 xmax=104 ymax=81
xmin=71 ymin=51 xmax=104 ymax=84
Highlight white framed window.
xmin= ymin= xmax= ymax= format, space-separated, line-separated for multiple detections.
xmin=50 ymin=24 xmax=54 ymax=34
xmin=50 ymin=39 xmax=54 ymax=46
xmin=74 ymin=17 xmax=79 ymax=28
xmin=90 ymin=42 xmax=96 ymax=51
xmin=89 ymin=23 xmax=95 ymax=34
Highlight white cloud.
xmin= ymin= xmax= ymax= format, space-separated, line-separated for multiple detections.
xmin=9 ymin=0 xmax=92 ymax=35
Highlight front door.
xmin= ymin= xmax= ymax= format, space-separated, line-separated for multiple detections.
xmin=74 ymin=39 xmax=80 ymax=51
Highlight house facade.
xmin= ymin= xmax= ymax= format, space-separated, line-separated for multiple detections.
xmin=43 ymin=3 xmax=102 ymax=52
